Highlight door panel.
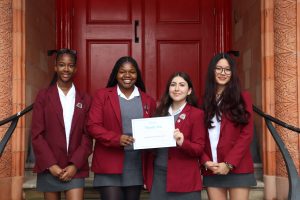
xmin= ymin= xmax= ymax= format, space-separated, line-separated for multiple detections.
xmin=72 ymin=0 xmax=215 ymax=98
xmin=158 ymin=42 xmax=201 ymax=97
xmin=158 ymin=0 xmax=200 ymax=22
xmin=144 ymin=0 xmax=215 ymax=99
xmin=88 ymin=0 xmax=131 ymax=23
xmin=72 ymin=0 xmax=142 ymax=95
xmin=88 ymin=41 xmax=131 ymax=94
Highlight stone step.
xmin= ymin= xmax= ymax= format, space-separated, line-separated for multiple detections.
xmin=254 ymin=163 xmax=263 ymax=181
xmin=23 ymin=175 xmax=264 ymax=200
xmin=24 ymin=187 xmax=264 ymax=200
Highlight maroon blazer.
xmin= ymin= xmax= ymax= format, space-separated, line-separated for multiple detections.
xmin=201 ymin=91 xmax=254 ymax=175
xmin=87 ymin=86 xmax=156 ymax=174
xmin=31 ymin=85 xmax=92 ymax=178
xmin=144 ymin=104 xmax=206 ymax=192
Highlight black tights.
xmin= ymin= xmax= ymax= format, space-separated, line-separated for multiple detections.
xmin=99 ymin=186 xmax=141 ymax=200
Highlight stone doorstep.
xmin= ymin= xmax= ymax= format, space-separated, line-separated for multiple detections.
xmin=254 ymin=163 xmax=263 ymax=181
xmin=23 ymin=175 xmax=265 ymax=189
xmin=23 ymin=175 xmax=264 ymax=200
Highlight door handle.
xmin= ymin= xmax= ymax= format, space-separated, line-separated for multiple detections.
xmin=134 ymin=20 xmax=139 ymax=43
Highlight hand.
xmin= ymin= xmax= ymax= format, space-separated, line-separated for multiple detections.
xmin=213 ymin=162 xmax=230 ymax=175
xmin=59 ymin=164 xmax=77 ymax=182
xmin=173 ymin=128 xmax=184 ymax=146
xmin=120 ymin=135 xmax=134 ymax=146
xmin=204 ymin=161 xmax=219 ymax=173
xmin=48 ymin=164 xmax=64 ymax=177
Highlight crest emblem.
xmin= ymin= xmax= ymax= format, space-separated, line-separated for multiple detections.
xmin=144 ymin=104 xmax=149 ymax=114
xmin=76 ymin=102 xmax=83 ymax=109
xmin=179 ymin=113 xmax=186 ymax=120
xmin=177 ymin=113 xmax=186 ymax=123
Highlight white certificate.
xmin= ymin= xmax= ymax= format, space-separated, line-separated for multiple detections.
xmin=132 ymin=116 xmax=176 ymax=150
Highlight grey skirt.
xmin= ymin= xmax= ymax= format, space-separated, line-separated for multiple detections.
xmin=36 ymin=172 xmax=84 ymax=192
xmin=93 ymin=150 xmax=143 ymax=187
xmin=149 ymin=165 xmax=201 ymax=200
xmin=203 ymin=173 xmax=257 ymax=188
xmin=93 ymin=170 xmax=143 ymax=187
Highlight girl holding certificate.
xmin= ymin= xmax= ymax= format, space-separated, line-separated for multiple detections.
xmin=201 ymin=53 xmax=256 ymax=200
xmin=144 ymin=72 xmax=206 ymax=200
xmin=87 ymin=56 xmax=156 ymax=200
xmin=31 ymin=49 xmax=92 ymax=200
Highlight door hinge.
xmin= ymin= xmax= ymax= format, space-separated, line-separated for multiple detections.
xmin=72 ymin=8 xmax=75 ymax=17
xmin=213 ymin=8 xmax=216 ymax=16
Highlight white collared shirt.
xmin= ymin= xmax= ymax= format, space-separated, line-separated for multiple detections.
xmin=168 ymin=102 xmax=187 ymax=116
xmin=57 ymin=84 xmax=75 ymax=152
xmin=208 ymin=115 xmax=221 ymax=162
xmin=117 ymin=85 xmax=140 ymax=100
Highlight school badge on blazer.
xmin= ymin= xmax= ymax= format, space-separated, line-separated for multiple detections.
xmin=144 ymin=104 xmax=149 ymax=114
xmin=177 ymin=113 xmax=186 ymax=123
xmin=76 ymin=102 xmax=83 ymax=109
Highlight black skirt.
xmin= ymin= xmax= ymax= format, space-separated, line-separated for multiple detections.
xmin=203 ymin=173 xmax=257 ymax=188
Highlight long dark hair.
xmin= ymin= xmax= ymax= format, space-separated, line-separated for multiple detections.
xmin=49 ymin=48 xmax=77 ymax=86
xmin=156 ymin=72 xmax=197 ymax=116
xmin=203 ymin=52 xmax=249 ymax=128
xmin=106 ymin=56 xmax=146 ymax=92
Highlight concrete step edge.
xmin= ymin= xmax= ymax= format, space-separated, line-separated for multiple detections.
xmin=23 ymin=175 xmax=264 ymax=190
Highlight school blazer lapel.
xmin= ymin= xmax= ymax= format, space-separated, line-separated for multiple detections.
xmin=48 ymin=85 xmax=65 ymax=128
xmin=140 ymin=91 xmax=151 ymax=118
xmin=108 ymin=86 xmax=122 ymax=126
xmin=70 ymin=89 xmax=84 ymax=134
xmin=174 ymin=104 xmax=191 ymax=130
xmin=217 ymin=114 xmax=228 ymax=147
xmin=220 ymin=114 xmax=227 ymax=131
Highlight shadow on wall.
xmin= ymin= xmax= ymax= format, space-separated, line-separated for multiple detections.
xmin=250 ymin=125 xmax=261 ymax=163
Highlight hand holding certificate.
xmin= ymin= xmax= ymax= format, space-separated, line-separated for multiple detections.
xmin=132 ymin=116 xmax=176 ymax=150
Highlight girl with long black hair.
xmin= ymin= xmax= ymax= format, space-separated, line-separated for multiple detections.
xmin=201 ymin=53 xmax=256 ymax=200
xmin=87 ymin=56 xmax=156 ymax=200
xmin=144 ymin=72 xmax=206 ymax=200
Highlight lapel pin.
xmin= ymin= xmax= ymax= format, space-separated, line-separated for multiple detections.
xmin=144 ymin=104 xmax=148 ymax=110
xmin=144 ymin=104 xmax=149 ymax=114
xmin=177 ymin=119 xmax=181 ymax=123
xmin=179 ymin=113 xmax=186 ymax=120
xmin=76 ymin=102 xmax=83 ymax=109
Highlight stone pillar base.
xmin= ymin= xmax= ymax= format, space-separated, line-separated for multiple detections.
xmin=264 ymin=175 xmax=289 ymax=200
xmin=0 ymin=176 xmax=24 ymax=200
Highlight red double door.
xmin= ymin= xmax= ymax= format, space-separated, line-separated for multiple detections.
xmin=68 ymin=0 xmax=230 ymax=99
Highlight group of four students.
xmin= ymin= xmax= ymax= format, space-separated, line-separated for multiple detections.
xmin=31 ymin=49 xmax=256 ymax=200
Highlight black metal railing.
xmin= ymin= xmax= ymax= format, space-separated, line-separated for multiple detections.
xmin=0 ymin=103 xmax=299 ymax=199
xmin=252 ymin=105 xmax=300 ymax=200
xmin=0 ymin=104 xmax=33 ymax=155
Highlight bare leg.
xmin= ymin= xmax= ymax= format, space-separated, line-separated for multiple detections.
xmin=206 ymin=187 xmax=227 ymax=200
xmin=44 ymin=192 xmax=61 ymax=200
xmin=65 ymin=188 xmax=84 ymax=200
xmin=229 ymin=187 xmax=250 ymax=200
